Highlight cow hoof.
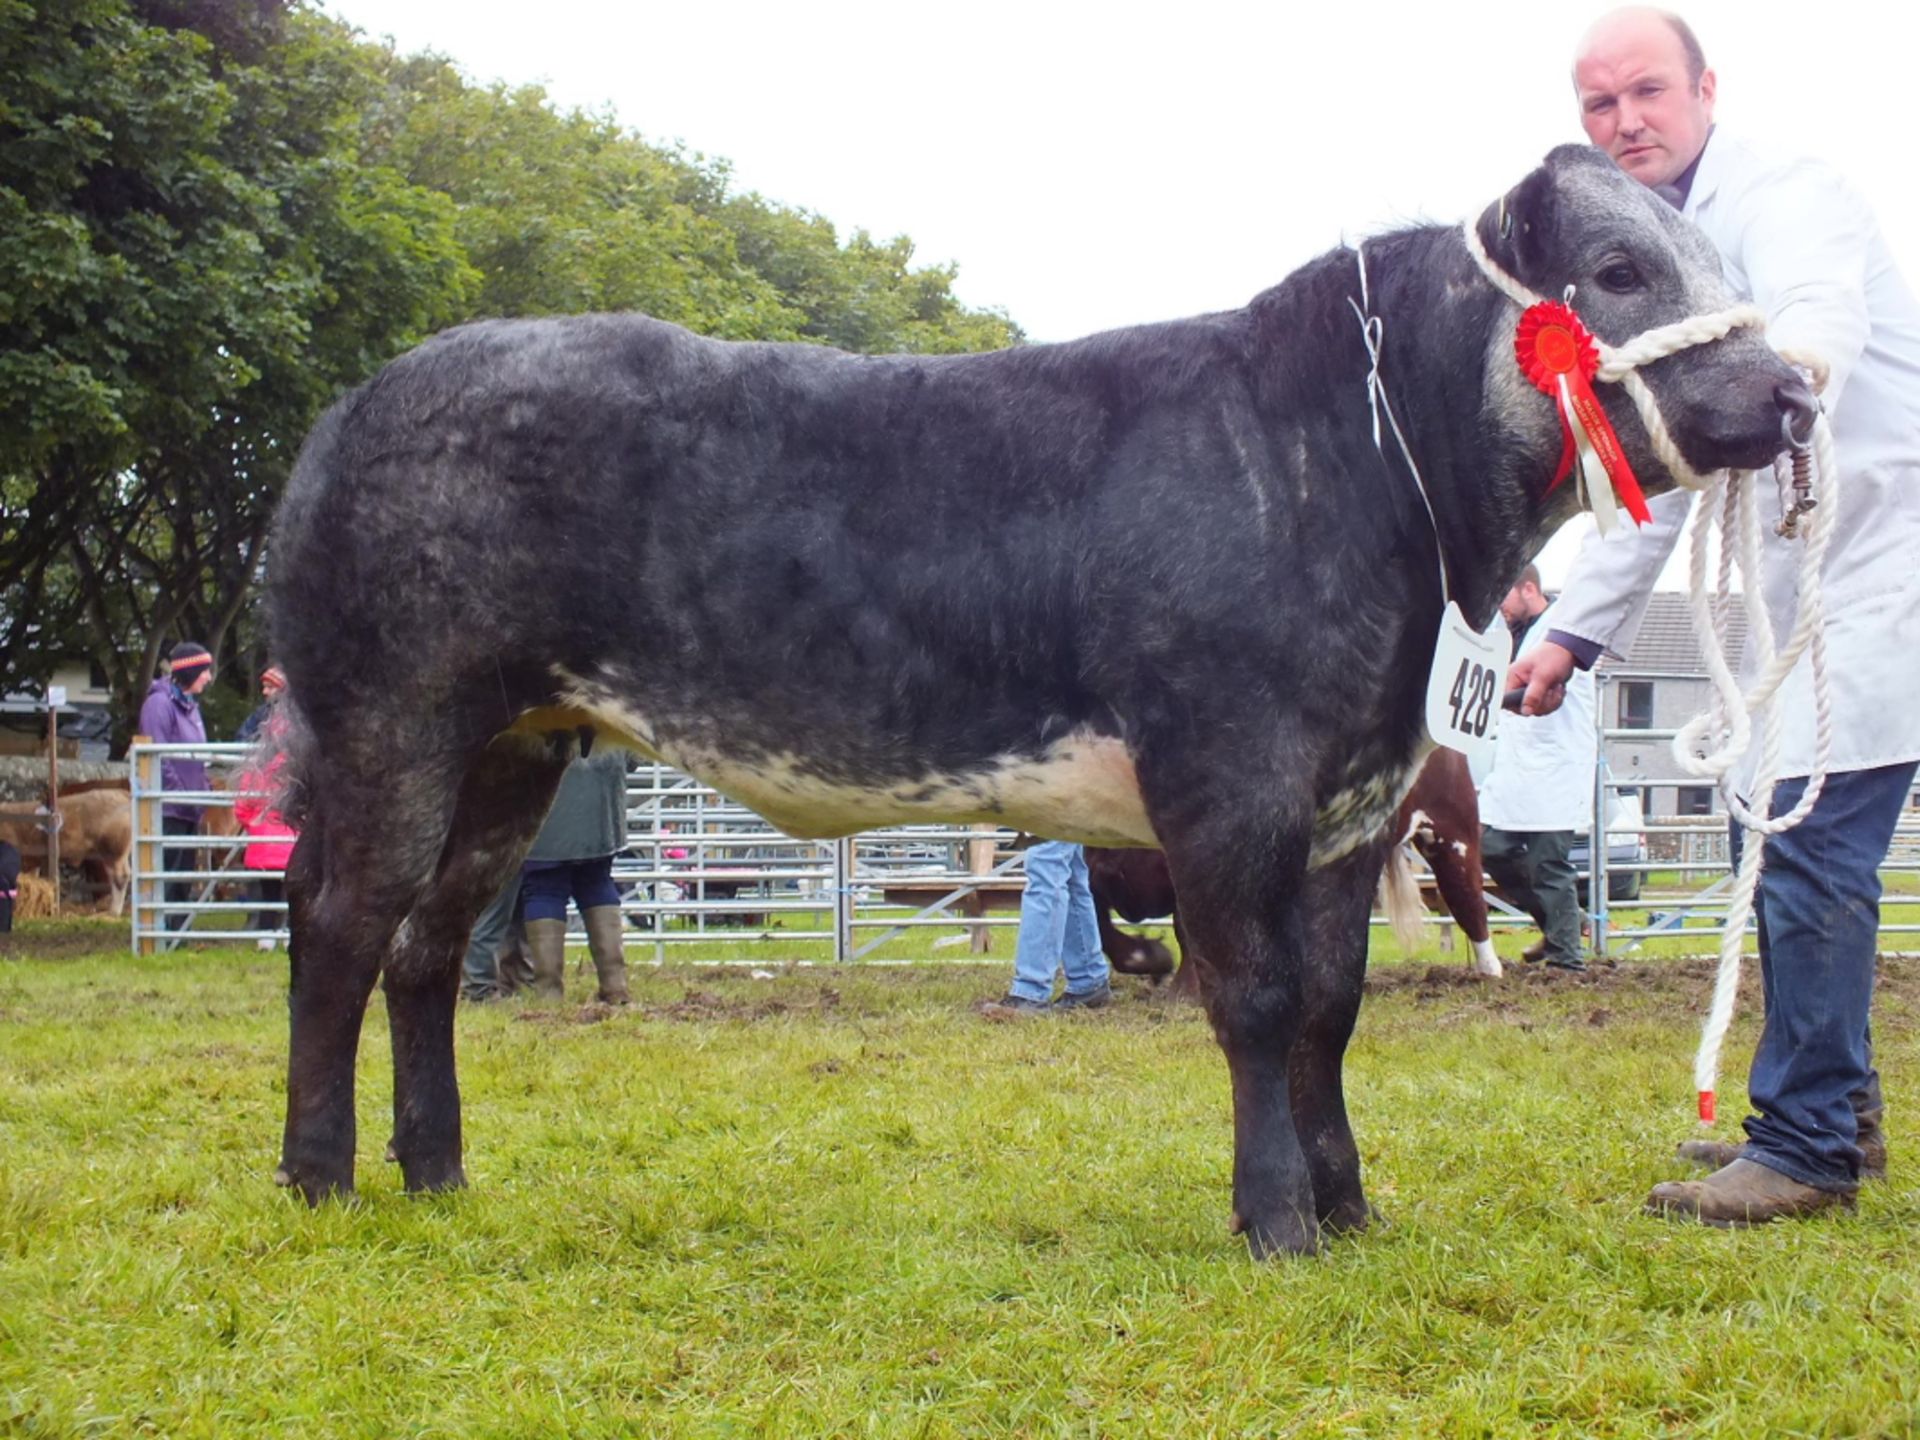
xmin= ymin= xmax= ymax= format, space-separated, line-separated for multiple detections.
xmin=384 ymin=1139 xmax=399 ymax=1163
xmin=1318 ymin=1198 xmax=1378 ymax=1236
xmin=398 ymin=1159 xmax=468 ymax=1195
xmin=275 ymin=1164 xmax=355 ymax=1207
xmin=1231 ymin=1209 xmax=1320 ymax=1258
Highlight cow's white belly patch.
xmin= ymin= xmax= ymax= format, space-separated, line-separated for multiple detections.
xmin=1310 ymin=759 xmax=1423 ymax=869
xmin=548 ymin=671 xmax=1159 ymax=846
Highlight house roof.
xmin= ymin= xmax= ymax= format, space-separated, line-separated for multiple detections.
xmin=1595 ymin=590 xmax=1747 ymax=676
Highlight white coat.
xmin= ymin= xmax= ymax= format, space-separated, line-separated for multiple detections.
xmin=1479 ymin=608 xmax=1596 ymax=832
xmin=1549 ymin=131 xmax=1920 ymax=783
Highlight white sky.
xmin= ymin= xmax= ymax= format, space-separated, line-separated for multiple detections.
xmin=323 ymin=0 xmax=1917 ymax=585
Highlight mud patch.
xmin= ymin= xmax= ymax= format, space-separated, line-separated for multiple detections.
xmin=1365 ymin=954 xmax=1920 ymax=1027
xmin=0 ymin=920 xmax=124 ymax=963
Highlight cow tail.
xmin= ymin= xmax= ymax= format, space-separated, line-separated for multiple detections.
xmin=1378 ymin=842 xmax=1426 ymax=954
xmin=264 ymin=693 xmax=318 ymax=833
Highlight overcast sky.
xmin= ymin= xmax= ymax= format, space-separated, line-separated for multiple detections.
xmin=322 ymin=0 xmax=1917 ymax=584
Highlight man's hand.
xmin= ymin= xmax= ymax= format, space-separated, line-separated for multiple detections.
xmin=1509 ymin=640 xmax=1577 ymax=716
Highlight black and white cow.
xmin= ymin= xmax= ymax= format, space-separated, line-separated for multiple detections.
xmin=267 ymin=146 xmax=1810 ymax=1256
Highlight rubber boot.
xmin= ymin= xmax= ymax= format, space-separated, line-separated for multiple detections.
xmin=583 ymin=905 xmax=630 ymax=1005
xmin=496 ymin=918 xmax=534 ymax=995
xmin=525 ymin=918 xmax=568 ymax=1002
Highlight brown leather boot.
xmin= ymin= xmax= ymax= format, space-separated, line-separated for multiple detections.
xmin=1521 ymin=938 xmax=1549 ymax=965
xmin=582 ymin=905 xmax=630 ymax=1005
xmin=525 ymin=918 xmax=568 ymax=1001
xmin=1645 ymin=1159 xmax=1855 ymax=1228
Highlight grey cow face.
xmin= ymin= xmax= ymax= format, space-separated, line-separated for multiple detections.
xmin=1473 ymin=144 xmax=1811 ymax=494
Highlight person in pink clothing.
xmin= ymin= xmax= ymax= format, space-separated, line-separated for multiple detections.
xmin=233 ymin=666 xmax=297 ymax=948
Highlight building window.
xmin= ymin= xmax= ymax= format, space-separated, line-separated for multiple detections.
xmin=88 ymin=659 xmax=111 ymax=690
xmin=1678 ymin=786 xmax=1715 ymax=816
xmin=1618 ymin=680 xmax=1654 ymax=730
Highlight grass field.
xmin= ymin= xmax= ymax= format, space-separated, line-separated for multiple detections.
xmin=3 ymin=917 xmax=1918 ymax=1438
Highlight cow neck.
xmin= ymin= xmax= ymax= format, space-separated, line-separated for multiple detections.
xmin=1347 ymin=240 xmax=1453 ymax=609
xmin=1336 ymin=225 xmax=1549 ymax=629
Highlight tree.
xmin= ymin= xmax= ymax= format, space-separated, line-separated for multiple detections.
xmin=3 ymin=4 xmax=1021 ymax=750
xmin=0 ymin=0 xmax=474 ymax=746
xmin=360 ymin=51 xmax=1021 ymax=351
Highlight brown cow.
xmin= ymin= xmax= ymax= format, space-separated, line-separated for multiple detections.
xmin=1088 ymin=749 xmax=1500 ymax=992
xmin=1374 ymin=749 xmax=1501 ymax=978
xmin=0 ymin=788 xmax=133 ymax=915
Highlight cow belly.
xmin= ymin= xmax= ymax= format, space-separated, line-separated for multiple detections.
xmin=1310 ymin=755 xmax=1425 ymax=869
xmin=540 ymin=679 xmax=1159 ymax=847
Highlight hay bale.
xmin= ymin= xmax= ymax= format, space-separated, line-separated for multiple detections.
xmin=14 ymin=872 xmax=57 ymax=919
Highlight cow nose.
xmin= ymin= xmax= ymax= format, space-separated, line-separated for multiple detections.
xmin=1775 ymin=375 xmax=1818 ymax=447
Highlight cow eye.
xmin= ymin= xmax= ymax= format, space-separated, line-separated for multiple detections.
xmin=1597 ymin=261 xmax=1641 ymax=293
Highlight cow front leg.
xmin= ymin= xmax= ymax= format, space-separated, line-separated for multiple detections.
xmin=1165 ymin=823 xmax=1318 ymax=1258
xmin=1288 ymin=841 xmax=1386 ymax=1235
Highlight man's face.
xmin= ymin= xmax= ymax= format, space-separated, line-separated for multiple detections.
xmin=1574 ymin=14 xmax=1715 ymax=189
xmin=1500 ymin=583 xmax=1535 ymax=624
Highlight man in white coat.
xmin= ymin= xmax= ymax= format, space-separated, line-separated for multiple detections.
xmin=1480 ymin=566 xmax=1594 ymax=973
xmin=1514 ymin=7 xmax=1920 ymax=1225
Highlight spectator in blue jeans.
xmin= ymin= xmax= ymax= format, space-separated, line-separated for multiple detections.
xmin=997 ymin=840 xmax=1110 ymax=1013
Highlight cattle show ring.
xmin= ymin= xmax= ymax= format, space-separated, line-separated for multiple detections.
xmin=5 ymin=5 xmax=1918 ymax=1435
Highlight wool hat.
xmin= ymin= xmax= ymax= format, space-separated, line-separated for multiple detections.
xmin=260 ymin=664 xmax=287 ymax=694
xmin=168 ymin=642 xmax=212 ymax=679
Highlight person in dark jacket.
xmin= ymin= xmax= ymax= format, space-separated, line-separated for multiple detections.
xmin=0 ymin=838 xmax=19 ymax=934
xmin=234 ymin=664 xmax=286 ymax=746
xmin=137 ymin=642 xmax=213 ymax=930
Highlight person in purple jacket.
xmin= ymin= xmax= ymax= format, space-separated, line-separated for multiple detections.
xmin=138 ymin=642 xmax=214 ymax=931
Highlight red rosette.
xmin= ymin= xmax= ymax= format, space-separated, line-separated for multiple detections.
xmin=1511 ymin=301 xmax=1652 ymax=526
xmin=1515 ymin=301 xmax=1599 ymax=394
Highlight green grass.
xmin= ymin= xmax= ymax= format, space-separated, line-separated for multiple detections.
xmin=3 ymin=919 xmax=1918 ymax=1437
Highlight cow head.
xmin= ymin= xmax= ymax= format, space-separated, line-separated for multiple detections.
xmin=1472 ymin=144 xmax=1813 ymax=495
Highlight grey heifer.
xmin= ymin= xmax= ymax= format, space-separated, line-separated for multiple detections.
xmin=267 ymin=146 xmax=1811 ymax=1256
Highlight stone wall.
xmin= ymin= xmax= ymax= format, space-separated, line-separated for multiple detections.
xmin=0 ymin=755 xmax=128 ymax=803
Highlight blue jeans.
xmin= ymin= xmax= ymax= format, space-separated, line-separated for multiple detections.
xmin=460 ymin=870 xmax=522 ymax=1000
xmin=1009 ymin=841 xmax=1108 ymax=1002
xmin=1730 ymin=760 xmax=1917 ymax=1190
xmin=520 ymin=855 xmax=621 ymax=923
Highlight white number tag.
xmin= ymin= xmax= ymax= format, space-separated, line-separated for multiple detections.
xmin=1425 ymin=600 xmax=1507 ymax=765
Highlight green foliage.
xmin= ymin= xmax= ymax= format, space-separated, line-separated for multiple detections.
xmin=359 ymin=55 xmax=1022 ymax=352
xmin=2 ymin=933 xmax=1918 ymax=1436
xmin=5 ymin=2 xmax=1020 ymax=744
xmin=0 ymin=0 xmax=474 ymax=738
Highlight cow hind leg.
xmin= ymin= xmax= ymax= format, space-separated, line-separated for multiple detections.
xmin=382 ymin=736 xmax=572 ymax=1194
xmin=1289 ymin=840 xmax=1389 ymax=1236
xmin=277 ymin=734 xmax=564 ymax=1204
xmin=278 ymin=792 xmax=423 ymax=1204
xmin=1414 ymin=832 xmax=1501 ymax=978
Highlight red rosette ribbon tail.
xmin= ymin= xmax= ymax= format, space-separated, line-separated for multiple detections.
xmin=1514 ymin=302 xmax=1652 ymax=533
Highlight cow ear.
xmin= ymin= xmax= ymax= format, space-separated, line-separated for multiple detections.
xmin=1474 ymin=165 xmax=1558 ymax=285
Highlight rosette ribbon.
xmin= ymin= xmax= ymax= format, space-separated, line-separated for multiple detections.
xmin=1515 ymin=302 xmax=1653 ymax=535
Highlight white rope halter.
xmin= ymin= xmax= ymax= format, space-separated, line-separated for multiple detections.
xmin=1461 ymin=215 xmax=1839 ymax=1122
xmin=1461 ymin=218 xmax=1767 ymax=493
